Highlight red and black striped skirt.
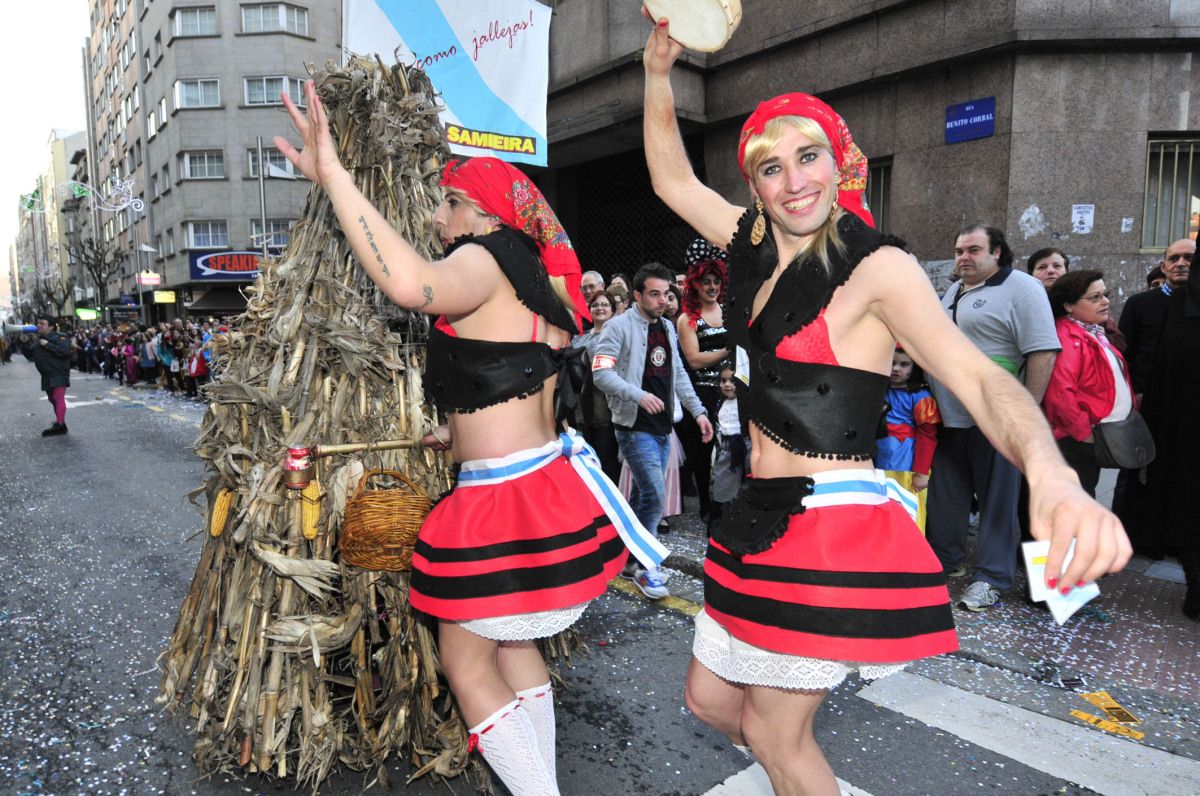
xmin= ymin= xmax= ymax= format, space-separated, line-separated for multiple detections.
xmin=410 ymin=455 xmax=627 ymax=622
xmin=705 ymin=499 xmax=957 ymax=663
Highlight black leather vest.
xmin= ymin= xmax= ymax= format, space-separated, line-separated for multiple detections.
xmin=424 ymin=227 xmax=580 ymax=414
xmin=726 ymin=209 xmax=907 ymax=460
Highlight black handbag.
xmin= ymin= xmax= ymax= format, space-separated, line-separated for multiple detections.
xmin=1092 ymin=411 xmax=1156 ymax=470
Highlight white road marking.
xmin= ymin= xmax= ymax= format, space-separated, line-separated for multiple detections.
xmin=62 ymin=397 xmax=121 ymax=408
xmin=703 ymin=763 xmax=870 ymax=795
xmin=858 ymin=672 xmax=1200 ymax=796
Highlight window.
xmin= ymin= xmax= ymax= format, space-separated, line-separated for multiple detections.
xmin=187 ymin=220 xmax=228 ymax=249
xmin=154 ymin=32 xmax=162 ymax=60
xmin=243 ymin=75 xmax=303 ymax=106
xmin=1142 ymin=138 xmax=1200 ymax=249
xmin=158 ymin=96 xmax=167 ymax=120
xmin=251 ymin=218 xmax=294 ymax=248
xmin=143 ymin=49 xmax=151 ymax=75
xmin=174 ymin=6 xmax=217 ymax=37
xmin=174 ymin=78 xmax=219 ymax=108
xmin=166 ymin=228 xmax=176 ymax=255
xmin=147 ymin=108 xmax=157 ymax=138
xmin=242 ymin=3 xmax=307 ymax=35
xmin=161 ymin=163 xmax=172 ymax=192
xmin=180 ymin=150 xmax=225 ymax=179
xmin=149 ymin=171 xmax=157 ymax=198
xmin=247 ymin=146 xmax=295 ymax=177
xmin=866 ymin=158 xmax=892 ymax=235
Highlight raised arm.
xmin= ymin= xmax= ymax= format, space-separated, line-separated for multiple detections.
xmin=642 ymin=17 xmax=742 ymax=248
xmin=274 ymin=81 xmax=498 ymax=316
xmin=867 ymin=251 xmax=1131 ymax=592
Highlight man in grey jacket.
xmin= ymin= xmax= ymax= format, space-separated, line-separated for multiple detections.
xmin=593 ymin=263 xmax=713 ymax=598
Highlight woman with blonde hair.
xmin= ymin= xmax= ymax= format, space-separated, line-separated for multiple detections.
xmin=642 ymin=14 xmax=1129 ymax=793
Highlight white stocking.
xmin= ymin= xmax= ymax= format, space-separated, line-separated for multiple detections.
xmin=469 ymin=698 xmax=560 ymax=795
xmin=516 ymin=681 xmax=557 ymax=781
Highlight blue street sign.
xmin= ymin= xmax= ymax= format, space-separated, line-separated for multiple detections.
xmin=945 ymin=97 xmax=996 ymax=144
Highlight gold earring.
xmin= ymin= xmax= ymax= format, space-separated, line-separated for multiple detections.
xmin=750 ymin=198 xmax=766 ymax=246
xmin=828 ymin=199 xmax=839 ymax=223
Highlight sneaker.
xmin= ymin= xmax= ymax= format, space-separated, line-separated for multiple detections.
xmin=41 ymin=423 xmax=68 ymax=437
xmin=958 ymin=580 xmax=1000 ymax=612
xmin=620 ymin=564 xmax=638 ymax=581
xmin=658 ymin=519 xmax=671 ymax=536
xmin=634 ymin=568 xmax=670 ymax=599
xmin=945 ymin=564 xmax=968 ymax=578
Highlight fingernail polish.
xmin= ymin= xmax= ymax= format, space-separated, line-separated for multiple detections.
xmin=1076 ymin=580 xmax=1087 ymax=588
xmin=658 ymin=20 xmax=667 ymax=28
xmin=1060 ymin=586 xmax=1071 ymax=595
xmin=1047 ymin=578 xmax=1057 ymax=588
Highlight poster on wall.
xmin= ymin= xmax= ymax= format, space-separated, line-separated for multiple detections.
xmin=343 ymin=0 xmax=552 ymax=166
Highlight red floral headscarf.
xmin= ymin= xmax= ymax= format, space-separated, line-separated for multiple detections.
xmin=440 ymin=157 xmax=589 ymax=323
xmin=736 ymin=93 xmax=874 ymax=228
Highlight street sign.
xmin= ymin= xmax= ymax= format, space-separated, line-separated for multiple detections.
xmin=137 ymin=270 xmax=162 ymax=286
xmin=945 ymin=97 xmax=996 ymax=144
xmin=153 ymin=290 xmax=177 ymax=304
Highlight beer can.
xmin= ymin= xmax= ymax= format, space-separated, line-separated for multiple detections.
xmin=284 ymin=445 xmax=313 ymax=489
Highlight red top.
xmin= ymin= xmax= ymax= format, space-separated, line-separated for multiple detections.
xmin=774 ymin=308 xmax=839 ymax=366
xmin=1042 ymin=317 xmax=1133 ymax=442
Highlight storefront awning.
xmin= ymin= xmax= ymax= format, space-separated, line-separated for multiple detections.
xmin=186 ymin=286 xmax=248 ymax=313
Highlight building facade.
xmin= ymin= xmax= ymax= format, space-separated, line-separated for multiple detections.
xmin=541 ymin=0 xmax=1200 ymax=308
xmin=84 ymin=0 xmax=341 ymax=320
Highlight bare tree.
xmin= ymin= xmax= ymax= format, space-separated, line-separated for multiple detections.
xmin=68 ymin=236 xmax=122 ymax=307
xmin=40 ymin=270 xmax=76 ymax=320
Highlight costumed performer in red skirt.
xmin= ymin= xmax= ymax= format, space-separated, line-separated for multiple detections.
xmin=641 ymin=14 xmax=1131 ymax=795
xmin=277 ymin=82 xmax=665 ymax=796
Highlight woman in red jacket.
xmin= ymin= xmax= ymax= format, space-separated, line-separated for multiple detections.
xmin=1043 ymin=270 xmax=1134 ymax=496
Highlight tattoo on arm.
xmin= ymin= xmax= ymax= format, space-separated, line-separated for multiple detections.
xmin=421 ymin=284 xmax=434 ymax=308
xmin=357 ymin=215 xmax=390 ymax=277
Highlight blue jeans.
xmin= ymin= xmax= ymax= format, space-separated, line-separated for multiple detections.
xmin=614 ymin=428 xmax=670 ymax=551
xmin=926 ymin=426 xmax=1021 ymax=591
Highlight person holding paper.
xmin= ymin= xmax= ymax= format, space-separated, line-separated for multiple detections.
xmin=642 ymin=14 xmax=1131 ymax=795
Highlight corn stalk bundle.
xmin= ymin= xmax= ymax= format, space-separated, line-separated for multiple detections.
xmin=157 ymin=56 xmax=578 ymax=794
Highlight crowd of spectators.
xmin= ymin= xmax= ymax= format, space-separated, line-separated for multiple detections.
xmin=4 ymin=316 xmax=227 ymax=401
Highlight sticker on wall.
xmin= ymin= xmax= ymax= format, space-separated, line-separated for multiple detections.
xmin=1019 ymin=203 xmax=1047 ymax=239
xmin=1072 ymin=204 xmax=1095 ymax=234
xmin=1121 ymin=217 xmax=1135 ymax=233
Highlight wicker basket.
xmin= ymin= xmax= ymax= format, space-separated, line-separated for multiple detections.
xmin=339 ymin=469 xmax=432 ymax=571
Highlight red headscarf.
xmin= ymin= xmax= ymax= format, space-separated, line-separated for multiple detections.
xmin=736 ymin=93 xmax=874 ymax=228
xmin=440 ymin=157 xmax=589 ymax=323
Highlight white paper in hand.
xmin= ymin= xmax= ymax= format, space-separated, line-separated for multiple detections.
xmin=1022 ymin=540 xmax=1100 ymax=625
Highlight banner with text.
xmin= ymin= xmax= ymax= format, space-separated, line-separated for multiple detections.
xmin=344 ymin=0 xmax=552 ymax=166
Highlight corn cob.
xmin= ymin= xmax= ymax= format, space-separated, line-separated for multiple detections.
xmin=209 ymin=489 xmax=236 ymax=537
xmin=300 ymin=480 xmax=321 ymax=540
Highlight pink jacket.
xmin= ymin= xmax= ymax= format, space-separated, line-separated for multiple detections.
xmin=1042 ymin=318 xmax=1133 ymax=442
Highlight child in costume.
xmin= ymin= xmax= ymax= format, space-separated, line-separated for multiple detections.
xmin=875 ymin=347 xmax=941 ymax=532
xmin=708 ymin=363 xmax=747 ymax=528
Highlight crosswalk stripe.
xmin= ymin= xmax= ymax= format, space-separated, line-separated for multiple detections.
xmin=858 ymin=672 xmax=1200 ymax=796
xmin=703 ymin=762 xmax=871 ymax=795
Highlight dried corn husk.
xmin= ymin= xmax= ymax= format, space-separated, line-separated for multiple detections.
xmin=158 ymin=55 xmax=520 ymax=793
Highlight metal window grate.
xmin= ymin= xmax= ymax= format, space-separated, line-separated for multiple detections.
xmin=867 ymin=158 xmax=892 ymax=235
xmin=1142 ymin=138 xmax=1200 ymax=250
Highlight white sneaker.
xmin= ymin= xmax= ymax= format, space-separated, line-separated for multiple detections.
xmin=634 ymin=568 xmax=670 ymax=599
xmin=957 ymin=580 xmax=1000 ymax=611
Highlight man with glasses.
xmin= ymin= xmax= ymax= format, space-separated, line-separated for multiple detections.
xmin=926 ymin=225 xmax=1061 ymax=611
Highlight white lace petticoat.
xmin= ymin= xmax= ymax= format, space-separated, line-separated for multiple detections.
xmin=692 ymin=608 xmax=907 ymax=691
xmin=458 ymin=601 xmax=590 ymax=641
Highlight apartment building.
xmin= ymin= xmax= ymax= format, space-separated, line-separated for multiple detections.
xmin=540 ymin=0 xmax=1200 ymax=306
xmin=84 ymin=0 xmax=340 ymax=320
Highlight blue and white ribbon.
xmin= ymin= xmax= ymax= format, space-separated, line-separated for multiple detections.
xmin=457 ymin=431 xmax=669 ymax=570
xmin=801 ymin=468 xmax=919 ymax=523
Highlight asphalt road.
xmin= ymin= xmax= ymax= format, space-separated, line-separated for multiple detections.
xmin=2 ymin=360 xmax=1198 ymax=796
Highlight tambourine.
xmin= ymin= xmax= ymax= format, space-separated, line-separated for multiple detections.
xmin=644 ymin=0 xmax=743 ymax=53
